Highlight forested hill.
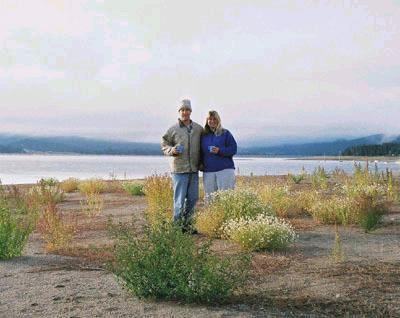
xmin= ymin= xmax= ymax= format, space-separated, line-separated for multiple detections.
xmin=343 ymin=143 xmax=400 ymax=156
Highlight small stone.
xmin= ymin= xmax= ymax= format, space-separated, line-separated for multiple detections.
xmin=31 ymin=303 xmax=39 ymax=307
xmin=55 ymin=284 xmax=66 ymax=288
xmin=53 ymin=296 xmax=62 ymax=301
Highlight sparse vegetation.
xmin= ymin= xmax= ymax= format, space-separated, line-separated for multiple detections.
xmin=80 ymin=192 xmax=104 ymax=217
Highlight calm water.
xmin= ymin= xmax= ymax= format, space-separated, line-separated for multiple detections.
xmin=0 ymin=154 xmax=399 ymax=184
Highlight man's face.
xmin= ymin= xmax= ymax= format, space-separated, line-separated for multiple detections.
xmin=179 ymin=108 xmax=192 ymax=121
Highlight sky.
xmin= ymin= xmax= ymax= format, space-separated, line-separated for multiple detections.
xmin=1 ymin=0 xmax=399 ymax=145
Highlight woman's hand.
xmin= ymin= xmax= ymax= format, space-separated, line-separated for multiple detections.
xmin=211 ymin=146 xmax=219 ymax=154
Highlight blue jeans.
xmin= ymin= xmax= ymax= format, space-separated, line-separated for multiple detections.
xmin=171 ymin=172 xmax=199 ymax=222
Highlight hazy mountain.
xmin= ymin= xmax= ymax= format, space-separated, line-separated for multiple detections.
xmin=0 ymin=133 xmax=398 ymax=156
xmin=238 ymin=134 xmax=391 ymax=156
xmin=0 ymin=134 xmax=161 ymax=155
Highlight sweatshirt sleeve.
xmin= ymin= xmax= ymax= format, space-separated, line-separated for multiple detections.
xmin=161 ymin=128 xmax=175 ymax=156
xmin=218 ymin=130 xmax=237 ymax=157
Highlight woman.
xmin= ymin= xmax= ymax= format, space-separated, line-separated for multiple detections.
xmin=201 ymin=110 xmax=237 ymax=199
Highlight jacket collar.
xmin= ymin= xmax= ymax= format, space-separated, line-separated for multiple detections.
xmin=178 ymin=118 xmax=192 ymax=127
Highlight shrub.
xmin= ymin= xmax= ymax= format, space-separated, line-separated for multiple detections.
xmin=60 ymin=178 xmax=79 ymax=193
xmin=123 ymin=182 xmax=145 ymax=196
xmin=222 ymin=213 xmax=297 ymax=251
xmin=143 ymin=175 xmax=173 ymax=226
xmin=78 ymin=179 xmax=107 ymax=195
xmin=288 ymin=171 xmax=306 ymax=184
xmin=195 ymin=189 xmax=273 ymax=238
xmin=0 ymin=203 xmax=34 ymax=259
xmin=111 ymin=222 xmax=250 ymax=303
xmin=356 ymin=196 xmax=387 ymax=232
xmin=38 ymin=178 xmax=59 ymax=187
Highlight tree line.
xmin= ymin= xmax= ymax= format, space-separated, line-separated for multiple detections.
xmin=343 ymin=143 xmax=400 ymax=156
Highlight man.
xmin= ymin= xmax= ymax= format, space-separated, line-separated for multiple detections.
xmin=161 ymin=99 xmax=203 ymax=228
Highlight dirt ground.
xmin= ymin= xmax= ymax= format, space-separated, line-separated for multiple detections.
xmin=1 ymin=189 xmax=400 ymax=318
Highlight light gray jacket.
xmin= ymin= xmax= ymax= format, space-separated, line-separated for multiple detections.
xmin=161 ymin=119 xmax=203 ymax=173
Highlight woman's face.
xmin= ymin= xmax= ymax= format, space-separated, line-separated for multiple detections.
xmin=207 ymin=116 xmax=218 ymax=129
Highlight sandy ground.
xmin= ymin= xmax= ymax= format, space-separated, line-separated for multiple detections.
xmin=1 ymin=190 xmax=400 ymax=318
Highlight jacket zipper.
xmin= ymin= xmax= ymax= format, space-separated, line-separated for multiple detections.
xmin=188 ymin=128 xmax=192 ymax=172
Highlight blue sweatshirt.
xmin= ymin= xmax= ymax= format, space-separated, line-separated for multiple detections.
xmin=201 ymin=129 xmax=237 ymax=172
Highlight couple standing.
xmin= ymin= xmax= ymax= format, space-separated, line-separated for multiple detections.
xmin=161 ymin=99 xmax=237 ymax=226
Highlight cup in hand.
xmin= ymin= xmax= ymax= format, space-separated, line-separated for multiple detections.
xmin=176 ymin=144 xmax=184 ymax=154
xmin=208 ymin=146 xmax=215 ymax=153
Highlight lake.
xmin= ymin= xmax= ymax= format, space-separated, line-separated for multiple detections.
xmin=0 ymin=154 xmax=399 ymax=184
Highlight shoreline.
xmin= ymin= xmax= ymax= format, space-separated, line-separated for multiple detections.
xmin=291 ymin=155 xmax=400 ymax=162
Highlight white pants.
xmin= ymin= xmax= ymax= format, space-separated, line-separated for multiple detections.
xmin=203 ymin=168 xmax=235 ymax=200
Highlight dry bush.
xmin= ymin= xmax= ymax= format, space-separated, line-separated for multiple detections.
xmin=143 ymin=174 xmax=173 ymax=226
xmin=36 ymin=202 xmax=75 ymax=252
xmin=80 ymin=193 xmax=104 ymax=217
xmin=60 ymin=178 xmax=79 ymax=193
xmin=78 ymin=179 xmax=107 ymax=195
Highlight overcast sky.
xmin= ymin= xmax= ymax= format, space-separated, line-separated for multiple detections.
xmin=1 ymin=0 xmax=399 ymax=144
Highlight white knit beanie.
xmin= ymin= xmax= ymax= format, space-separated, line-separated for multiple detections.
xmin=178 ymin=99 xmax=192 ymax=112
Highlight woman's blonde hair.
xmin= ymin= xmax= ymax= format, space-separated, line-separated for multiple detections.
xmin=204 ymin=110 xmax=223 ymax=136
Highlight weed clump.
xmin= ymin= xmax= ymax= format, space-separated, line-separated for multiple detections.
xmin=111 ymin=222 xmax=250 ymax=303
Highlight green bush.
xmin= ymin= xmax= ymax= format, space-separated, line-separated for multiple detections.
xmin=0 ymin=203 xmax=34 ymax=259
xmin=123 ymin=182 xmax=145 ymax=196
xmin=38 ymin=178 xmax=59 ymax=187
xmin=111 ymin=222 xmax=250 ymax=303
xmin=195 ymin=189 xmax=273 ymax=238
xmin=222 ymin=213 xmax=297 ymax=251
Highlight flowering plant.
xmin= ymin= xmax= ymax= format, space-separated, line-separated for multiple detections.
xmin=222 ymin=213 xmax=297 ymax=251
